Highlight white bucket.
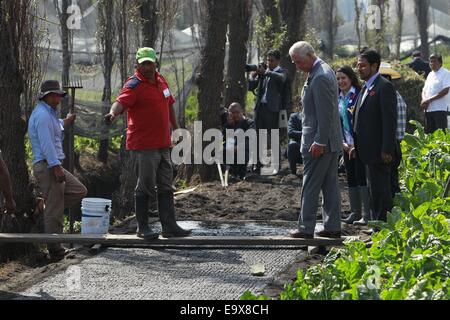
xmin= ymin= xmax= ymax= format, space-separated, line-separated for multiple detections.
xmin=81 ymin=198 xmax=112 ymax=235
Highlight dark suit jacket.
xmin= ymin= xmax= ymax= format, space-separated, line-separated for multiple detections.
xmin=407 ymin=58 xmax=431 ymax=79
xmin=249 ymin=67 xmax=288 ymax=112
xmin=288 ymin=112 xmax=302 ymax=143
xmin=354 ymin=75 xmax=397 ymax=165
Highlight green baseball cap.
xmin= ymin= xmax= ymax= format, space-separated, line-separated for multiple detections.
xmin=136 ymin=47 xmax=157 ymax=64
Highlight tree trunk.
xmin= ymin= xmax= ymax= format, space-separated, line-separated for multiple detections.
xmin=375 ymin=0 xmax=387 ymax=55
xmin=224 ymin=0 xmax=251 ymax=109
xmin=113 ymin=135 xmax=137 ymax=220
xmin=54 ymin=0 xmax=73 ymax=171
xmin=280 ymin=0 xmax=307 ymax=113
xmin=354 ymin=0 xmax=362 ymax=51
xmin=140 ymin=0 xmax=159 ymax=48
xmin=414 ymin=0 xmax=430 ymax=59
xmin=117 ymin=0 xmax=129 ymax=85
xmin=0 ymin=0 xmax=33 ymax=219
xmin=394 ymin=0 xmax=404 ymax=59
xmin=262 ymin=0 xmax=281 ymax=37
xmin=197 ymin=0 xmax=229 ymax=182
xmin=97 ymin=0 xmax=115 ymax=164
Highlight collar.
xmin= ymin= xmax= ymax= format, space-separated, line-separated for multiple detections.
xmin=135 ymin=70 xmax=160 ymax=83
xmin=364 ymin=72 xmax=380 ymax=90
xmin=271 ymin=66 xmax=281 ymax=72
xmin=432 ymin=67 xmax=444 ymax=75
xmin=313 ymin=58 xmax=322 ymax=67
xmin=38 ymin=101 xmax=58 ymax=115
xmin=340 ymin=86 xmax=356 ymax=99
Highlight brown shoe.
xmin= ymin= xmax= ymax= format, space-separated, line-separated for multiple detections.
xmin=290 ymin=230 xmax=314 ymax=239
xmin=315 ymin=230 xmax=341 ymax=239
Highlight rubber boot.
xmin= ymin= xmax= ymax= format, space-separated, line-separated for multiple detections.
xmin=135 ymin=193 xmax=160 ymax=240
xmin=354 ymin=186 xmax=371 ymax=226
xmin=158 ymin=192 xmax=192 ymax=238
xmin=342 ymin=187 xmax=362 ymax=224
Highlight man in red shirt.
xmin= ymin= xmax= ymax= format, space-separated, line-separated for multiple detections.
xmin=105 ymin=47 xmax=190 ymax=240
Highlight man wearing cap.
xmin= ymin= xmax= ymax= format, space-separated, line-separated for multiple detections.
xmin=407 ymin=51 xmax=431 ymax=79
xmin=105 ymin=48 xmax=191 ymax=240
xmin=28 ymin=80 xmax=87 ymax=261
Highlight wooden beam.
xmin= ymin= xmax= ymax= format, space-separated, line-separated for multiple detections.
xmin=0 ymin=233 xmax=349 ymax=247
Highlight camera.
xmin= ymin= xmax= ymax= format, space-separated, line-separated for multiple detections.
xmin=245 ymin=62 xmax=268 ymax=73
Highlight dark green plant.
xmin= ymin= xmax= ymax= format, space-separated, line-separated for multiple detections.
xmin=242 ymin=122 xmax=450 ymax=300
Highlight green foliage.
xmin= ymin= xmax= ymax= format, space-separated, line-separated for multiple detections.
xmin=254 ymin=16 xmax=286 ymax=56
xmin=185 ymin=89 xmax=199 ymax=126
xmin=242 ymin=122 xmax=450 ymax=300
xmin=74 ymin=136 xmax=121 ymax=156
xmin=63 ymin=216 xmax=81 ymax=234
xmin=75 ymin=137 xmax=99 ymax=155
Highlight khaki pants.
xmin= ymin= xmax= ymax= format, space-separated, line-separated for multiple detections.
xmin=33 ymin=162 xmax=87 ymax=251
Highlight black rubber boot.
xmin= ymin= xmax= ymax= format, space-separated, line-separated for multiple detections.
xmin=135 ymin=193 xmax=159 ymax=240
xmin=158 ymin=192 xmax=191 ymax=238
xmin=354 ymin=186 xmax=372 ymax=226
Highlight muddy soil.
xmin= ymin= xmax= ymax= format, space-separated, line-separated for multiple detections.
xmin=175 ymin=162 xmax=352 ymax=224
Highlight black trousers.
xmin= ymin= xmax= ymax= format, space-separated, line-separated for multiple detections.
xmin=344 ymin=152 xmax=367 ymax=188
xmin=255 ymin=105 xmax=279 ymax=168
xmin=366 ymin=163 xmax=393 ymax=222
xmin=425 ymin=111 xmax=448 ymax=134
xmin=390 ymin=140 xmax=402 ymax=198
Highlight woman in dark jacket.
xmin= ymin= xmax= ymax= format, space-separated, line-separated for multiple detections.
xmin=336 ymin=66 xmax=371 ymax=225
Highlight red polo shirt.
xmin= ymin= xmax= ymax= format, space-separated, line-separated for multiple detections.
xmin=117 ymin=71 xmax=175 ymax=151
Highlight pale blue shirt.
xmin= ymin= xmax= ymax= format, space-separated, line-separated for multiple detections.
xmin=364 ymin=72 xmax=380 ymax=91
xmin=28 ymin=101 xmax=66 ymax=168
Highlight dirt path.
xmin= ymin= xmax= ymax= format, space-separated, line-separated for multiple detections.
xmin=0 ymin=161 xmax=360 ymax=299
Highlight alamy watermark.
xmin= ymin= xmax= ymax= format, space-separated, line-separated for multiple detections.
xmin=60 ymin=0 xmax=99 ymax=30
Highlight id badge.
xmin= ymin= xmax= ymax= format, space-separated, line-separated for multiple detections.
xmin=163 ymin=88 xmax=171 ymax=98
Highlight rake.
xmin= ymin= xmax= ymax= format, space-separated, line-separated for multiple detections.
xmin=62 ymin=76 xmax=83 ymax=237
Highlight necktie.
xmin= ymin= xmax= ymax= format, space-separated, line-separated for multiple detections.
xmin=354 ymin=86 xmax=367 ymax=131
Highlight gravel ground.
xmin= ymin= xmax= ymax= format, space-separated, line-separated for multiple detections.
xmin=14 ymin=247 xmax=305 ymax=300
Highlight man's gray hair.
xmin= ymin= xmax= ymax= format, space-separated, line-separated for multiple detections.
xmin=289 ymin=41 xmax=315 ymax=58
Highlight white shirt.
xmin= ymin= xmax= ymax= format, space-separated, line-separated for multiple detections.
xmin=423 ymin=67 xmax=450 ymax=113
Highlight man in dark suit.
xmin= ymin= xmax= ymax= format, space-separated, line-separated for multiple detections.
xmin=287 ymin=111 xmax=303 ymax=175
xmin=407 ymin=51 xmax=431 ymax=79
xmin=354 ymin=49 xmax=398 ymax=223
xmin=249 ymin=49 xmax=288 ymax=173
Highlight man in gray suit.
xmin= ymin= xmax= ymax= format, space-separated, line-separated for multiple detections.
xmin=289 ymin=42 xmax=343 ymax=239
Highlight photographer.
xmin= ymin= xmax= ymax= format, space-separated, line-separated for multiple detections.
xmin=248 ymin=49 xmax=288 ymax=174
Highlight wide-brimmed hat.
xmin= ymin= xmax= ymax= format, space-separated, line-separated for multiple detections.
xmin=38 ymin=80 xmax=67 ymax=100
xmin=380 ymin=62 xmax=402 ymax=80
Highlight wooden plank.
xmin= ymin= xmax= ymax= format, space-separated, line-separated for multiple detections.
xmin=0 ymin=233 xmax=348 ymax=247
